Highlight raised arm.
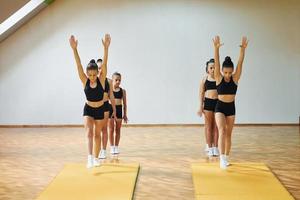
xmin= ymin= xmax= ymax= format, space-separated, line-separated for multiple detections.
xmin=233 ymin=36 xmax=248 ymax=83
xmin=99 ymin=34 xmax=111 ymax=86
xmin=122 ymin=89 xmax=128 ymax=123
xmin=197 ymin=77 xmax=206 ymax=117
xmin=212 ymin=36 xmax=223 ymax=83
xmin=69 ymin=35 xmax=87 ymax=85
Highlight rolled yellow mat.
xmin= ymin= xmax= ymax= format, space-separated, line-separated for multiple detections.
xmin=191 ymin=162 xmax=294 ymax=200
xmin=36 ymin=163 xmax=140 ymax=200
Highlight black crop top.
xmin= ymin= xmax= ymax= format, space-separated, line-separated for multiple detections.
xmin=113 ymin=88 xmax=123 ymax=99
xmin=217 ymin=77 xmax=237 ymax=95
xmin=204 ymin=78 xmax=217 ymax=91
xmin=84 ymin=78 xmax=104 ymax=102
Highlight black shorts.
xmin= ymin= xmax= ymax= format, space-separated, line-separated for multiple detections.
xmin=204 ymin=98 xmax=218 ymax=112
xmin=112 ymin=105 xmax=123 ymax=119
xmin=103 ymin=101 xmax=113 ymax=118
xmin=83 ymin=103 xmax=105 ymax=120
xmin=215 ymin=100 xmax=235 ymax=116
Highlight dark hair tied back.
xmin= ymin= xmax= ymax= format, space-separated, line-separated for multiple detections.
xmin=86 ymin=59 xmax=98 ymax=71
xmin=222 ymin=56 xmax=234 ymax=68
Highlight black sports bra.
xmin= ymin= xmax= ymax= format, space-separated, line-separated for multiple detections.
xmin=84 ymin=78 xmax=104 ymax=102
xmin=204 ymin=78 xmax=217 ymax=91
xmin=113 ymin=88 xmax=123 ymax=99
xmin=217 ymin=77 xmax=237 ymax=95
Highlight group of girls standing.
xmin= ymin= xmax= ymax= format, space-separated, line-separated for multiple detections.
xmin=69 ymin=34 xmax=128 ymax=168
xmin=198 ymin=36 xmax=248 ymax=169
xmin=69 ymin=33 xmax=247 ymax=170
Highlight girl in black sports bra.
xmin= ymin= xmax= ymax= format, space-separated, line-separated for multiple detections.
xmin=69 ymin=34 xmax=111 ymax=168
xmin=198 ymin=58 xmax=219 ymax=157
xmin=213 ymin=35 xmax=248 ymax=169
xmin=108 ymin=72 xmax=128 ymax=155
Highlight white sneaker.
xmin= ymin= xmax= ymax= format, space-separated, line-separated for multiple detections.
xmin=110 ymin=146 xmax=115 ymax=155
xmin=225 ymin=155 xmax=230 ymax=166
xmin=114 ymin=146 xmax=119 ymax=154
xmin=207 ymin=148 xmax=214 ymax=157
xmin=86 ymin=155 xmax=94 ymax=168
xmin=205 ymin=144 xmax=209 ymax=152
xmin=213 ymin=147 xmax=219 ymax=156
xmin=220 ymin=155 xmax=227 ymax=169
xmin=93 ymin=157 xmax=101 ymax=167
xmin=99 ymin=150 xmax=107 ymax=159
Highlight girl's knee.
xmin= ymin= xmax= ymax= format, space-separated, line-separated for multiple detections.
xmin=87 ymin=130 xmax=93 ymax=139
xmin=94 ymin=130 xmax=101 ymax=138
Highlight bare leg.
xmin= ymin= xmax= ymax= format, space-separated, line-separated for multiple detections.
xmin=213 ymin=115 xmax=219 ymax=147
xmin=225 ymin=116 xmax=235 ymax=156
xmin=215 ymin=113 xmax=226 ymax=155
xmin=115 ymin=119 xmax=123 ymax=146
xmin=109 ymin=118 xmax=115 ymax=146
xmin=84 ymin=116 xmax=94 ymax=155
xmin=94 ymin=119 xmax=105 ymax=158
xmin=101 ymin=112 xmax=109 ymax=150
xmin=204 ymin=111 xmax=214 ymax=147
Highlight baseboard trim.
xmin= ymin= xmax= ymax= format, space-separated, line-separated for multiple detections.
xmin=0 ymin=123 xmax=298 ymax=128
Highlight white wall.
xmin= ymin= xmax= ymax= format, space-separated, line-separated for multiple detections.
xmin=0 ymin=0 xmax=299 ymax=125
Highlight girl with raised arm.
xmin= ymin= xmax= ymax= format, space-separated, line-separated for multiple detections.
xmin=69 ymin=34 xmax=111 ymax=168
xmin=213 ymin=36 xmax=248 ymax=169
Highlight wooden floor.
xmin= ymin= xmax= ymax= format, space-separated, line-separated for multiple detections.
xmin=0 ymin=126 xmax=299 ymax=200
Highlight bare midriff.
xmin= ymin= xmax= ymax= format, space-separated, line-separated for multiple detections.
xmin=218 ymin=94 xmax=235 ymax=103
xmin=86 ymin=100 xmax=104 ymax=108
xmin=115 ymin=99 xmax=123 ymax=106
xmin=205 ymin=90 xmax=218 ymax=99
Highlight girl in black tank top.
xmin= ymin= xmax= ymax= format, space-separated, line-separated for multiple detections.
xmin=69 ymin=34 xmax=111 ymax=168
xmin=198 ymin=59 xmax=219 ymax=157
xmin=108 ymin=72 xmax=128 ymax=155
xmin=212 ymin=36 xmax=248 ymax=169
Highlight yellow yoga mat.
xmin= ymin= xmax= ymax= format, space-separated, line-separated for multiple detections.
xmin=191 ymin=162 xmax=295 ymax=200
xmin=36 ymin=163 xmax=140 ymax=200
